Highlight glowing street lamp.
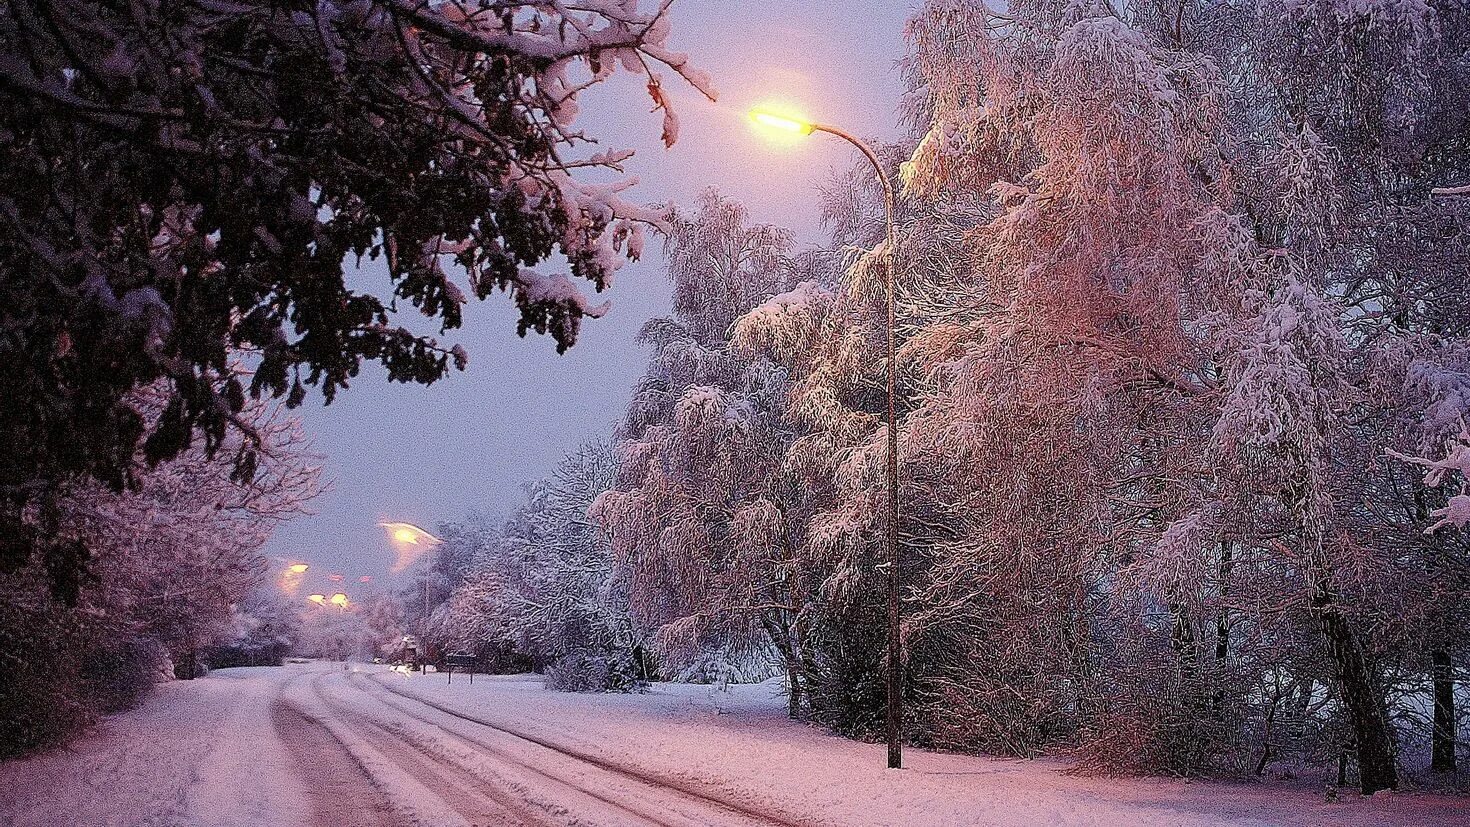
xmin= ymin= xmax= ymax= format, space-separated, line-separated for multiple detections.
xmin=749 ymin=104 xmax=904 ymax=771
xmin=277 ymin=560 xmax=312 ymax=596
xmin=307 ymin=593 xmax=326 ymax=605
xmin=380 ymin=520 xmax=443 ymax=671
xmin=379 ymin=521 xmax=442 ymax=570
xmin=750 ymin=110 xmax=815 ymax=136
xmin=329 ymin=592 xmax=350 ymax=610
xmin=379 ymin=521 xmax=440 ymax=546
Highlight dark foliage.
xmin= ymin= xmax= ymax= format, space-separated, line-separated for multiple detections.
xmin=0 ymin=0 xmax=702 ymax=598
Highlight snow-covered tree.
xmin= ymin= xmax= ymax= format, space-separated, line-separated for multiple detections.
xmin=56 ymin=384 xmax=322 ymax=674
xmin=439 ymin=442 xmax=637 ymax=689
xmin=592 ymin=190 xmax=801 ymax=684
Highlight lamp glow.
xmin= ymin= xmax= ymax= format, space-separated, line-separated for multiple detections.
xmin=379 ymin=522 xmax=440 ymax=547
xmin=379 ymin=521 xmax=442 ymax=572
xmin=307 ymin=593 xmax=326 ymax=604
xmin=329 ymin=592 xmax=349 ymax=608
xmin=287 ymin=563 xmax=309 ymax=574
xmin=749 ymin=109 xmax=814 ymax=136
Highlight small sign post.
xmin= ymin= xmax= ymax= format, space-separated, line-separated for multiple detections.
xmin=445 ymin=653 xmax=477 ymax=684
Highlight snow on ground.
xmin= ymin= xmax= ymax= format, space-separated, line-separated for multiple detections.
xmin=376 ymin=668 xmax=1470 ymax=827
xmin=1 ymin=661 xmax=1466 ymax=827
xmin=0 ymin=666 xmax=315 ymax=827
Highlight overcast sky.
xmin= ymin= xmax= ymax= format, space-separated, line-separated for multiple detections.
xmin=262 ymin=1 xmax=912 ymax=597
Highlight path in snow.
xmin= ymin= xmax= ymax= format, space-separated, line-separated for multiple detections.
xmin=0 ymin=665 xmax=318 ymax=827
xmin=1 ymin=661 xmax=1467 ymax=827
xmin=328 ymin=670 xmax=798 ymax=826
xmin=271 ymin=699 xmax=395 ymax=827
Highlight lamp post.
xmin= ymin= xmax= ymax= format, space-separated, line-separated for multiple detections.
xmin=379 ymin=521 xmax=443 ymax=672
xmin=749 ymin=107 xmax=902 ymax=770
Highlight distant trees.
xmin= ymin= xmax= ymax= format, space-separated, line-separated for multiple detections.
xmin=0 ymin=0 xmax=712 ymax=598
xmin=295 ymin=604 xmax=376 ymax=661
xmin=210 ymin=587 xmax=303 ymax=668
xmin=437 ymin=442 xmax=642 ymax=689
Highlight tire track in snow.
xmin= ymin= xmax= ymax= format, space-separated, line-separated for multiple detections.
xmin=357 ymin=672 xmax=818 ymax=827
xmin=282 ymin=671 xmax=476 ymax=827
xmin=331 ymin=673 xmax=675 ymax=827
xmin=309 ymin=677 xmax=553 ymax=826
xmin=271 ymin=701 xmax=397 ymax=827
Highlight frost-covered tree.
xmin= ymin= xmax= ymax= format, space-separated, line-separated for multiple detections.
xmin=728 ymin=139 xmax=939 ymax=731
xmin=866 ymin=0 xmax=1470 ymax=792
xmin=440 ymin=442 xmax=637 ymax=689
xmin=56 ymin=384 xmax=322 ymax=675
xmin=592 ymin=190 xmax=802 ymax=684
xmin=0 ymin=0 xmax=713 ymax=595
xmin=894 ymin=0 xmax=1229 ymax=762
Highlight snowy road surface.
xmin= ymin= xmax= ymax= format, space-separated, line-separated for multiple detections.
xmin=1 ymin=662 xmax=1465 ymax=827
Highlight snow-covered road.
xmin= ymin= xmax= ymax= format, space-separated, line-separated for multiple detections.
xmin=1 ymin=662 xmax=1465 ymax=827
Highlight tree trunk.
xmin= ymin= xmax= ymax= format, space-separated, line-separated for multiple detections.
xmin=788 ymin=665 xmax=802 ymax=718
xmin=1319 ymin=607 xmax=1398 ymax=793
xmin=1256 ymin=678 xmax=1282 ymax=776
xmin=1216 ymin=541 xmax=1233 ymax=662
xmin=1432 ymin=649 xmax=1457 ymax=773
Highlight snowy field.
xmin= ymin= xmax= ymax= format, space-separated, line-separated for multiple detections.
xmin=0 ymin=661 xmax=1465 ymax=827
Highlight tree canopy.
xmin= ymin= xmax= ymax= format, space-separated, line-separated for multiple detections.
xmin=0 ymin=0 xmax=712 ymax=593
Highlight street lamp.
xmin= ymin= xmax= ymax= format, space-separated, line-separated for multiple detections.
xmin=749 ymin=105 xmax=903 ymax=770
xmin=380 ymin=520 xmax=443 ymax=671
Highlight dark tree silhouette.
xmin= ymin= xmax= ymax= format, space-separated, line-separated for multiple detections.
xmin=0 ymin=0 xmax=712 ymax=597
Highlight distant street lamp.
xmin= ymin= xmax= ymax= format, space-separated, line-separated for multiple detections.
xmin=276 ymin=560 xmax=312 ymax=596
xmin=307 ymin=593 xmax=326 ymax=605
xmin=379 ymin=521 xmax=440 ymax=547
xmin=749 ymin=106 xmax=903 ymax=770
xmin=380 ymin=520 xmax=443 ymax=671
